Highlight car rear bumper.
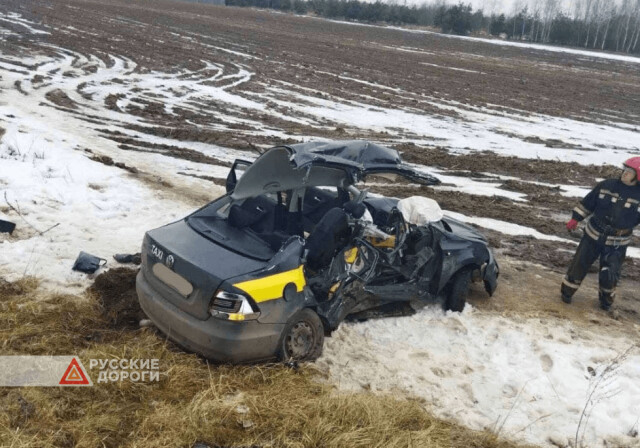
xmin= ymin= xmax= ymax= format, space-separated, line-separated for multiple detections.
xmin=136 ymin=271 xmax=285 ymax=363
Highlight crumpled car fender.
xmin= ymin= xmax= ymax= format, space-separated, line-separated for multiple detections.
xmin=436 ymin=236 xmax=490 ymax=294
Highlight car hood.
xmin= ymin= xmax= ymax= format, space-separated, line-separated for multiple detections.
xmin=441 ymin=215 xmax=488 ymax=243
xmin=231 ymin=140 xmax=439 ymax=200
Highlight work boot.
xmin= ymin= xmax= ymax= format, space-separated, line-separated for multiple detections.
xmin=560 ymin=283 xmax=576 ymax=304
xmin=598 ymin=291 xmax=614 ymax=311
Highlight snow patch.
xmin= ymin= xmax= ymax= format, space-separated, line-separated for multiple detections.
xmin=0 ymin=12 xmax=50 ymax=35
xmin=320 ymin=306 xmax=640 ymax=448
xmin=421 ymin=62 xmax=485 ymax=74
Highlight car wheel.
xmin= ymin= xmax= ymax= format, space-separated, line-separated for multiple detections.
xmin=444 ymin=268 xmax=473 ymax=312
xmin=278 ymin=308 xmax=324 ymax=362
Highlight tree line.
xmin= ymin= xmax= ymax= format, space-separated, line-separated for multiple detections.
xmin=491 ymin=0 xmax=640 ymax=53
xmin=223 ymin=0 xmax=640 ymax=55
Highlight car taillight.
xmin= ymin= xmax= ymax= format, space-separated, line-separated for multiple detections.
xmin=209 ymin=290 xmax=260 ymax=321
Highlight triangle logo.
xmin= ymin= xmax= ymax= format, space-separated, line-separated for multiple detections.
xmin=59 ymin=358 xmax=91 ymax=386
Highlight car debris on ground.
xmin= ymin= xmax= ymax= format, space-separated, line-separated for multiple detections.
xmin=113 ymin=253 xmax=142 ymax=265
xmin=0 ymin=219 xmax=15 ymax=234
xmin=72 ymin=251 xmax=107 ymax=274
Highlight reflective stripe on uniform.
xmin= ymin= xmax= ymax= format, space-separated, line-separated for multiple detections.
xmin=562 ymin=277 xmax=581 ymax=290
xmin=585 ymin=222 xmax=632 ymax=246
xmin=585 ymin=223 xmax=600 ymax=241
xmin=599 ymin=189 xmax=620 ymax=198
xmin=605 ymin=236 xmax=632 ymax=246
xmin=574 ymin=204 xmax=591 ymax=218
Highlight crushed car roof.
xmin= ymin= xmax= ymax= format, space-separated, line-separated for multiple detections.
xmin=231 ymin=140 xmax=439 ymax=199
xmin=287 ymin=140 xmax=440 ymax=184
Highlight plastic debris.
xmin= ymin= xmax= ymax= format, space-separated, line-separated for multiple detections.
xmin=72 ymin=251 xmax=107 ymax=274
xmin=0 ymin=219 xmax=16 ymax=234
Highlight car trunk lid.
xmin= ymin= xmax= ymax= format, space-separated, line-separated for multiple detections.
xmin=142 ymin=220 xmax=266 ymax=320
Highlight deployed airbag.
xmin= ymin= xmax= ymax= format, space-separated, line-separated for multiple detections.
xmin=397 ymin=196 xmax=443 ymax=225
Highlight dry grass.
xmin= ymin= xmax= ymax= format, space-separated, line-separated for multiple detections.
xmin=0 ymin=277 xmax=533 ymax=448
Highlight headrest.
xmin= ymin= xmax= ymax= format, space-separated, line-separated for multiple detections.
xmin=343 ymin=200 xmax=366 ymax=219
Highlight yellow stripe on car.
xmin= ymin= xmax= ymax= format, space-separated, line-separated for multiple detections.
xmin=233 ymin=266 xmax=306 ymax=303
xmin=344 ymin=247 xmax=358 ymax=263
xmin=368 ymin=235 xmax=396 ymax=248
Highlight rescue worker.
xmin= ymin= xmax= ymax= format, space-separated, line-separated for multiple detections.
xmin=561 ymin=157 xmax=640 ymax=310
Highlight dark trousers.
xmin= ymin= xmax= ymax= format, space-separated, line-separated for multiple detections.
xmin=562 ymin=235 xmax=627 ymax=308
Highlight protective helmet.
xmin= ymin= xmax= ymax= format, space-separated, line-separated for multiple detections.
xmin=623 ymin=157 xmax=640 ymax=182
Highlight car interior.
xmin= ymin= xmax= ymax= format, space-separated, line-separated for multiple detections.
xmin=223 ymin=186 xmax=359 ymax=266
xmin=189 ymin=168 xmax=402 ymax=271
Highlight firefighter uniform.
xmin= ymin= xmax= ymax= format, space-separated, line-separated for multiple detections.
xmin=562 ymin=178 xmax=640 ymax=310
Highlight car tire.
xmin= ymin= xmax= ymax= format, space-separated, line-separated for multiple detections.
xmin=444 ymin=267 xmax=473 ymax=312
xmin=278 ymin=308 xmax=324 ymax=362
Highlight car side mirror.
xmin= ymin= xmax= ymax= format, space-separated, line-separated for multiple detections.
xmin=226 ymin=159 xmax=253 ymax=193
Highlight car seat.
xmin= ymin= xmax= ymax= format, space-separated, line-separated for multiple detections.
xmin=305 ymin=207 xmax=351 ymax=271
xmin=228 ymin=202 xmax=266 ymax=229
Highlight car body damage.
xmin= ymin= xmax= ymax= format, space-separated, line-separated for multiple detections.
xmin=136 ymin=140 xmax=499 ymax=363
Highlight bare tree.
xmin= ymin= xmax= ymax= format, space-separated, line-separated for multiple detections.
xmin=529 ymin=0 xmax=542 ymax=42
xmin=541 ymin=0 xmax=559 ymax=43
xmin=583 ymin=0 xmax=595 ymax=47
xmin=591 ymin=0 xmax=604 ymax=48
xmin=480 ymin=0 xmax=640 ymax=53
xmin=623 ymin=2 xmax=630 ymax=49
xmin=626 ymin=0 xmax=640 ymax=52
xmin=600 ymin=3 xmax=616 ymax=50
xmin=486 ymin=0 xmax=500 ymax=34
xmin=573 ymin=0 xmax=585 ymax=20
xmin=512 ymin=0 xmax=525 ymax=38
xmin=574 ymin=0 xmax=585 ymax=44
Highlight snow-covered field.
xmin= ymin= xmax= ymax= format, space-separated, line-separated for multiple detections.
xmin=322 ymin=306 xmax=640 ymax=448
xmin=1 ymin=5 xmax=640 ymax=447
xmin=321 ymin=16 xmax=640 ymax=65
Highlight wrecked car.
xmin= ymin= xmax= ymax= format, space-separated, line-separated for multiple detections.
xmin=136 ymin=140 xmax=499 ymax=362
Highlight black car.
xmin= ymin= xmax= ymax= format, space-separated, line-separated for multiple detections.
xmin=136 ymin=140 xmax=499 ymax=362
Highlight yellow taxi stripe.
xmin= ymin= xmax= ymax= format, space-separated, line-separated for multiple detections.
xmin=233 ymin=266 xmax=306 ymax=303
xmin=344 ymin=247 xmax=358 ymax=263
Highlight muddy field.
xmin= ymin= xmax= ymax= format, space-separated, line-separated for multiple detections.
xmin=1 ymin=1 xmax=640 ymax=447
xmin=2 ymin=0 xmax=640 ymax=151
xmin=7 ymin=0 xmax=640 ymax=123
